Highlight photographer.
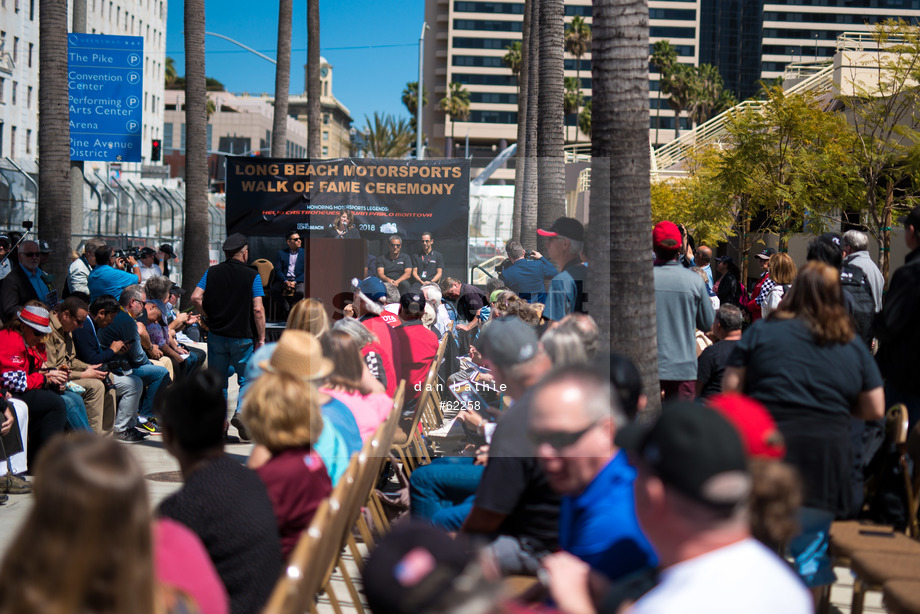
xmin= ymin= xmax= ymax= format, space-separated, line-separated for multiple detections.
xmin=72 ymin=295 xmax=147 ymax=443
xmin=498 ymin=240 xmax=558 ymax=305
xmin=137 ymin=247 xmax=162 ymax=282
xmin=87 ymin=245 xmax=142 ymax=302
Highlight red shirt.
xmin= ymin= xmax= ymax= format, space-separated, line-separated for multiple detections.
xmin=0 ymin=329 xmax=46 ymax=390
xmin=361 ymin=313 xmax=402 ymax=397
xmin=255 ymin=447 xmax=332 ymax=560
xmin=393 ymin=320 xmax=439 ymax=401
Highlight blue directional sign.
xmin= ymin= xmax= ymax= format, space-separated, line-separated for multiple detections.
xmin=68 ymin=33 xmax=144 ymax=162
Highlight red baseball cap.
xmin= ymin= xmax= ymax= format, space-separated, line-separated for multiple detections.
xmin=652 ymin=221 xmax=682 ymax=250
xmin=706 ymin=392 xmax=786 ymax=460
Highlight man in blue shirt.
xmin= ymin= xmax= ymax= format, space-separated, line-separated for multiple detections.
xmin=88 ymin=245 xmax=142 ymax=302
xmin=529 ymin=365 xmax=656 ymax=582
xmin=97 ymin=284 xmax=171 ymax=430
xmin=498 ymin=240 xmax=558 ymax=304
xmin=538 ymin=218 xmax=588 ymax=321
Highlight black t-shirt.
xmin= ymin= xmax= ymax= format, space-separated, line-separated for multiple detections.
xmin=696 ymin=339 xmax=739 ymax=399
xmin=727 ymin=318 xmax=882 ymax=417
xmin=158 ymin=455 xmax=283 ymax=614
xmin=473 ymin=395 xmax=560 ymax=552
xmin=414 ymin=250 xmax=444 ymax=282
xmin=377 ymin=253 xmax=412 ymax=280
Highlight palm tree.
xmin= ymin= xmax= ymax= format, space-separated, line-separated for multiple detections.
xmin=537 ymin=0 xmax=565 ymax=232
xmin=401 ymin=81 xmax=429 ymax=137
xmin=564 ymin=15 xmax=591 ymax=145
xmin=564 ymin=76 xmax=583 ymax=143
xmin=439 ymin=81 xmax=471 ymax=155
xmin=664 ymin=62 xmax=696 ymax=139
xmin=361 ymin=113 xmax=414 ymax=158
xmin=511 ymin=6 xmax=531 ymax=242
xmin=38 ymin=0 xmax=71 ymax=286
xmin=165 ymin=56 xmax=178 ymax=88
xmin=520 ymin=0 xmax=540 ymax=250
xmin=182 ymin=0 xmax=209 ymax=299
xmin=688 ymin=63 xmax=733 ymax=127
xmin=578 ymin=100 xmax=592 ymax=138
xmin=306 ymin=0 xmax=321 ymax=158
xmin=271 ymin=0 xmax=292 ymax=158
xmin=650 ymin=40 xmax=677 ymax=146
xmin=503 ymin=41 xmax=523 ymax=80
xmin=590 ymin=0 xmax=661 ymax=413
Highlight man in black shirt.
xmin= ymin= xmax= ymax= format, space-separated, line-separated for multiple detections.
xmin=157 ymin=370 xmax=282 ymax=614
xmin=376 ymin=234 xmax=413 ymax=295
xmin=696 ymin=305 xmax=742 ymax=399
xmin=876 ymin=205 xmax=920 ymax=427
xmin=190 ymin=233 xmax=265 ymax=440
xmin=411 ymin=231 xmax=444 ymax=289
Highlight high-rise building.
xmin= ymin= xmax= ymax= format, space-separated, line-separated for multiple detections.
xmin=422 ymin=0 xmax=701 ymax=177
xmin=423 ymin=0 xmax=920 ymax=176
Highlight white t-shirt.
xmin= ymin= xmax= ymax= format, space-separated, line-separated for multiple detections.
xmin=138 ymin=263 xmax=162 ymax=282
xmin=628 ymin=538 xmax=812 ymax=614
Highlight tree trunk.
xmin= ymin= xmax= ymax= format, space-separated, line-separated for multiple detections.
xmin=271 ymin=0 xmax=293 ymax=158
xmin=537 ymin=0 xmax=565 ymax=232
xmin=590 ymin=0 xmax=660 ymax=414
xmin=882 ymin=184 xmax=893 ymax=287
xmin=573 ymin=63 xmax=580 ymax=146
xmin=306 ymin=0 xmax=321 ymax=158
xmin=520 ymin=0 xmax=540 ymax=250
xmin=38 ymin=0 xmax=72 ymax=287
xmin=511 ymin=0 xmax=532 ymax=242
xmin=182 ymin=0 xmax=210 ymax=298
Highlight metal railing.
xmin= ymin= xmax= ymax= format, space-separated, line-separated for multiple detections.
xmin=650 ymin=63 xmax=835 ymax=175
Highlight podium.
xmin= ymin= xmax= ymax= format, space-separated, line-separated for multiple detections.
xmin=305 ymin=238 xmax=367 ymax=321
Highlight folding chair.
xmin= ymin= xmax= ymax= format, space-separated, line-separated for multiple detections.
xmin=391 ymin=364 xmax=435 ymax=477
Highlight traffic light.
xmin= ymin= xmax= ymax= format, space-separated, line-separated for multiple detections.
xmin=151 ymin=139 xmax=161 ymax=162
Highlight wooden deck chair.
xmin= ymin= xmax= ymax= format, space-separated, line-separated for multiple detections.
xmin=428 ymin=333 xmax=451 ymax=425
xmin=263 ymin=457 xmax=361 ymax=614
xmin=391 ymin=363 xmax=435 ymax=477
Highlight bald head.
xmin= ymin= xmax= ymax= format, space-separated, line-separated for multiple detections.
xmin=696 ymin=245 xmax=712 ymax=266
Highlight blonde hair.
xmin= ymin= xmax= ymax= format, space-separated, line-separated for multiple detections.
xmin=0 ymin=433 xmax=156 ymax=614
xmin=287 ymin=297 xmax=329 ymax=338
xmin=768 ymin=252 xmax=797 ymax=285
xmin=242 ymin=372 xmax=324 ymax=454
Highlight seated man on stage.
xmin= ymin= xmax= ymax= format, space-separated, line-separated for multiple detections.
xmin=271 ymin=230 xmax=305 ymax=318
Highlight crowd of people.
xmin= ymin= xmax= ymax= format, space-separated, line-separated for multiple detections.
xmin=0 ymin=206 xmax=918 ymax=614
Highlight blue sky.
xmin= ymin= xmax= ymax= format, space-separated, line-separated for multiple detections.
xmin=165 ymin=0 xmax=427 ymax=130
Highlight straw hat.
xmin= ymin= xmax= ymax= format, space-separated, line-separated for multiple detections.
xmin=260 ymin=330 xmax=333 ymax=381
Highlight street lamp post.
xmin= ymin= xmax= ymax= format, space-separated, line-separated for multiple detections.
xmin=417 ymin=23 xmax=428 ymax=160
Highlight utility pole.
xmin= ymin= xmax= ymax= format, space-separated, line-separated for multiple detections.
xmin=417 ymin=22 xmax=427 ymax=160
xmin=71 ymin=0 xmax=87 ymax=246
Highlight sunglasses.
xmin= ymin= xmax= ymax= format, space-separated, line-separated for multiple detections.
xmin=289 ymin=237 xmax=302 ymax=241
xmin=22 ymin=252 xmax=40 ymax=257
xmin=528 ymin=420 xmax=599 ymax=451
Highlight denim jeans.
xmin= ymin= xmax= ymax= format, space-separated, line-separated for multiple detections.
xmin=111 ymin=373 xmax=144 ymax=433
xmin=132 ymin=362 xmax=171 ymax=419
xmin=61 ymin=390 xmax=92 ymax=431
xmin=207 ymin=332 xmax=254 ymax=414
xmin=409 ymin=457 xmax=484 ymax=531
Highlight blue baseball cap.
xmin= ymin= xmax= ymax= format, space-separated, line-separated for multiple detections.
xmin=357 ymin=276 xmax=387 ymax=303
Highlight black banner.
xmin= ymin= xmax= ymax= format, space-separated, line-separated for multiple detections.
xmin=225 ymin=157 xmax=471 ymax=242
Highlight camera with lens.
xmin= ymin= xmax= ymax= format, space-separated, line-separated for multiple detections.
xmin=113 ymin=247 xmax=141 ymax=262
xmin=525 ymin=250 xmax=537 ymax=260
xmin=100 ymin=358 xmax=131 ymax=376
